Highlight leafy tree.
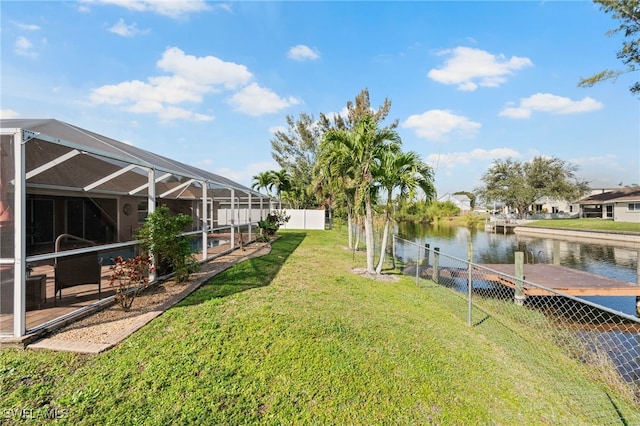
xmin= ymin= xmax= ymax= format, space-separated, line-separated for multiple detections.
xmin=374 ymin=150 xmax=435 ymax=273
xmin=319 ymin=87 xmax=398 ymax=131
xmin=578 ymin=0 xmax=640 ymax=94
xmin=426 ymin=201 xmax=461 ymax=222
xmin=270 ymin=113 xmax=321 ymax=207
xmin=475 ymin=157 xmax=590 ymax=218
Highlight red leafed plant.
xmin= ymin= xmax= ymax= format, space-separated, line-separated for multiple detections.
xmin=108 ymin=255 xmax=153 ymax=311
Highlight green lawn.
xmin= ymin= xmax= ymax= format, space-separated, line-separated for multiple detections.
xmin=1 ymin=229 xmax=638 ymax=424
xmin=524 ymin=218 xmax=640 ymax=233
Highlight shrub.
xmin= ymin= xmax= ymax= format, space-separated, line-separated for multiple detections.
xmin=108 ymin=255 xmax=153 ymax=311
xmin=258 ymin=209 xmax=290 ymax=241
xmin=135 ymin=205 xmax=199 ymax=282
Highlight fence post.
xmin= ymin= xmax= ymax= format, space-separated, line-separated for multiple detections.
xmin=467 ymin=240 xmax=473 ymax=326
xmin=515 ymin=251 xmax=525 ymax=306
xmin=636 ymin=250 xmax=640 ymax=316
xmin=424 ymin=243 xmax=430 ymax=266
xmin=392 ymin=235 xmax=397 ymax=271
xmin=415 ymin=243 xmax=420 ymax=285
xmin=433 ymin=247 xmax=440 ymax=284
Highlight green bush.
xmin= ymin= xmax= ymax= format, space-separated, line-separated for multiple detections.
xmin=134 ymin=205 xmax=199 ymax=282
xmin=258 ymin=210 xmax=290 ymax=241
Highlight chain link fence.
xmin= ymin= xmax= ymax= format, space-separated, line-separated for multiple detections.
xmin=392 ymin=235 xmax=640 ymax=423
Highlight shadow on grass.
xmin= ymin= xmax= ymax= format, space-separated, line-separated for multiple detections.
xmin=176 ymin=231 xmax=307 ymax=307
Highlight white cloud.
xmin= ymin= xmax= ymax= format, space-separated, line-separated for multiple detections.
xmin=499 ymin=93 xmax=603 ymax=118
xmin=15 ymin=36 xmax=37 ymax=58
xmin=287 ymin=44 xmax=320 ymax=61
xmin=428 ymin=46 xmax=533 ymax=91
xmin=90 ymin=47 xmax=264 ymax=121
xmin=227 ymin=83 xmax=300 ymax=116
xmin=157 ymin=47 xmax=252 ymax=90
xmin=79 ymin=0 xmax=211 ymax=19
xmin=402 ymin=109 xmax=481 ymax=141
xmin=11 ymin=21 xmax=41 ymax=31
xmin=213 ymin=160 xmax=280 ymax=188
xmin=570 ymin=154 xmax=627 ymax=187
xmin=269 ymin=125 xmax=287 ymax=134
xmin=0 ymin=109 xmax=20 ymax=119
xmin=108 ymin=18 xmax=150 ymax=37
xmin=427 ymin=148 xmax=520 ymax=169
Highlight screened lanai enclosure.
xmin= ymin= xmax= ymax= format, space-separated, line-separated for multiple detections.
xmin=0 ymin=119 xmax=275 ymax=339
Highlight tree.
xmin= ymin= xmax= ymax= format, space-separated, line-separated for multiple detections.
xmin=252 ymin=171 xmax=275 ymax=196
xmin=270 ymin=169 xmax=292 ymax=200
xmin=316 ymin=88 xmax=398 ymax=252
xmin=270 ymin=113 xmax=321 ymax=207
xmin=475 ymin=157 xmax=590 ymax=218
xmin=374 ymin=150 xmax=435 ymax=273
xmin=578 ymin=0 xmax=640 ymax=95
xmin=322 ymin=115 xmax=402 ymax=274
xmin=319 ymin=87 xmax=398 ymax=132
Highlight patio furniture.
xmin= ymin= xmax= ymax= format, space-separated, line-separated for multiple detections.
xmin=26 ymin=273 xmax=47 ymax=309
xmin=54 ymin=234 xmax=102 ymax=305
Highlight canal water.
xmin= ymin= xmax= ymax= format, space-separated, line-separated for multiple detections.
xmin=395 ymin=222 xmax=640 ymax=317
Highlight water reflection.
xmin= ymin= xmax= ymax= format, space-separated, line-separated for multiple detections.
xmin=396 ymin=222 xmax=639 ymax=316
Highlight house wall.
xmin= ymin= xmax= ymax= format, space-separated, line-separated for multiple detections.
xmin=118 ymin=196 xmax=140 ymax=241
xmin=614 ymin=203 xmax=640 ymax=223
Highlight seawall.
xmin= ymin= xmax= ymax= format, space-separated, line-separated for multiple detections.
xmin=514 ymin=226 xmax=640 ymax=249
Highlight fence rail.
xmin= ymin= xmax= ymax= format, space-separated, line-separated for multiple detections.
xmin=392 ymin=235 xmax=640 ymax=420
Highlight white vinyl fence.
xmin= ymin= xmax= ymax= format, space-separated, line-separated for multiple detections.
xmin=280 ymin=209 xmax=326 ymax=230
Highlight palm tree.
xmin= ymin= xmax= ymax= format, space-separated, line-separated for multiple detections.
xmin=252 ymin=171 xmax=275 ymax=196
xmin=323 ymin=115 xmax=401 ymax=273
xmin=374 ymin=151 xmax=435 ymax=273
xmin=270 ymin=169 xmax=292 ymax=209
xmin=318 ymin=123 xmax=362 ymax=249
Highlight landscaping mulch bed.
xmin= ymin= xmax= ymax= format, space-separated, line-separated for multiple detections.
xmin=43 ymin=242 xmax=272 ymax=348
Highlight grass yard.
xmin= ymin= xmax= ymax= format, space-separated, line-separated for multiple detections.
xmin=524 ymin=218 xmax=640 ymax=233
xmin=1 ymin=229 xmax=639 ymax=424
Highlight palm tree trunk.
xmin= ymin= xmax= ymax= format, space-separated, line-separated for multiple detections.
xmin=347 ymin=211 xmax=353 ymax=249
xmin=375 ymin=214 xmax=390 ymax=274
xmin=364 ymin=200 xmax=376 ymax=274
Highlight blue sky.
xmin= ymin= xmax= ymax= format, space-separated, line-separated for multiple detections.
xmin=2 ymin=0 xmax=638 ymax=197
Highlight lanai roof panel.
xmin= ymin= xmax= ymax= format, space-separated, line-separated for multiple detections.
xmin=1 ymin=118 xmax=266 ymax=198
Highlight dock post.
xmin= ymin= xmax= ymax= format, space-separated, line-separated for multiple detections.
xmin=433 ymin=247 xmax=440 ymax=284
xmin=514 ymin=251 xmax=525 ymax=306
xmin=553 ymin=241 xmax=560 ymax=265
xmin=467 ymin=241 xmax=473 ymax=326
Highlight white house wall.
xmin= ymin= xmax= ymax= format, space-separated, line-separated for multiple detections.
xmin=614 ymin=203 xmax=640 ymax=223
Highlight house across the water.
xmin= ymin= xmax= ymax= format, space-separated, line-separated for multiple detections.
xmin=578 ymin=187 xmax=640 ymax=223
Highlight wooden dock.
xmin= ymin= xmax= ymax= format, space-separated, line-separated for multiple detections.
xmin=479 ymin=264 xmax=639 ymax=297
xmin=484 ymin=220 xmax=519 ymax=234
